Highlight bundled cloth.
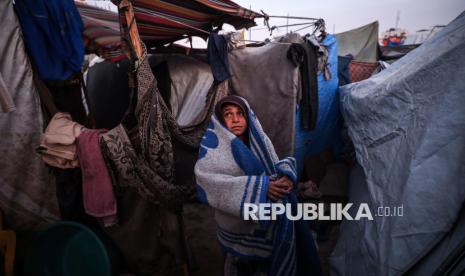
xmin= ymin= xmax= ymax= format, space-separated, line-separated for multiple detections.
xmin=37 ymin=112 xmax=83 ymax=168
xmin=195 ymin=98 xmax=321 ymax=276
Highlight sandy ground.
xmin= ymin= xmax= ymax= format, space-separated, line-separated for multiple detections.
xmin=183 ymin=203 xmax=223 ymax=276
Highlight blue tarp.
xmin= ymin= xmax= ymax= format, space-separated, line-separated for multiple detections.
xmin=14 ymin=0 xmax=84 ymax=80
xmin=294 ymin=34 xmax=341 ymax=176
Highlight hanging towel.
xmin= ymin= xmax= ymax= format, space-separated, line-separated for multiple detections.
xmin=76 ymin=129 xmax=117 ymax=227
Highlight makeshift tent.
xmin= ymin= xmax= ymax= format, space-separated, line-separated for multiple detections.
xmin=379 ymin=44 xmax=420 ymax=62
xmin=404 ymin=25 xmax=445 ymax=45
xmin=75 ymin=0 xmax=261 ymax=61
xmin=0 ymin=0 xmax=59 ymax=231
xmin=330 ymin=11 xmax=465 ymax=275
xmin=335 ymin=21 xmax=379 ymax=62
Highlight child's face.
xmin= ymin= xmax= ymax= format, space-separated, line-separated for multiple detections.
xmin=222 ymin=104 xmax=247 ymax=137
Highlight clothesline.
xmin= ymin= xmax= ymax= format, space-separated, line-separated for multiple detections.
xmin=122 ymin=7 xmax=324 ymax=49
xmin=146 ymin=10 xmax=297 ymax=46
xmin=294 ymin=23 xmax=317 ymax=33
xmin=251 ymin=21 xmax=319 ymax=31
xmin=265 ymin=15 xmax=321 ymax=21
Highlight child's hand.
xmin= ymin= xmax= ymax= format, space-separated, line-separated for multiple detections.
xmin=267 ymin=176 xmax=292 ymax=201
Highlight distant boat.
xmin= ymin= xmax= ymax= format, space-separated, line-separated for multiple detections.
xmin=380 ymin=27 xmax=408 ymax=46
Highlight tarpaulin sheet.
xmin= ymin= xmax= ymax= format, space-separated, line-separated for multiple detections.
xmin=330 ymin=12 xmax=465 ymax=276
xmin=166 ymin=55 xmax=213 ymax=127
xmin=228 ymin=42 xmax=300 ymax=159
xmin=294 ymin=34 xmax=340 ymax=176
xmin=336 ymin=21 xmax=379 ymax=62
xmin=76 ymin=0 xmax=260 ymax=60
xmin=0 ymin=0 xmax=59 ymax=231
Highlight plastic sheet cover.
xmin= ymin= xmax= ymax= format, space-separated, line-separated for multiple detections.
xmin=329 ymin=12 xmax=465 ymax=275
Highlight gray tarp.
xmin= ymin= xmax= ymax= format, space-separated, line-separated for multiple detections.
xmin=336 ymin=21 xmax=379 ymax=62
xmin=0 ymin=0 xmax=59 ymax=230
xmin=167 ymin=55 xmax=213 ymax=127
xmin=330 ymin=12 xmax=465 ymax=276
xmin=229 ymin=43 xmax=299 ymax=158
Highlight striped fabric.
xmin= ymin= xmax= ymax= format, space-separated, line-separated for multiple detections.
xmin=75 ymin=0 xmax=260 ymax=61
xmin=76 ymin=1 xmax=124 ymax=61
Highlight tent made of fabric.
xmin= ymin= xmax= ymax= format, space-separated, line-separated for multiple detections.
xmin=330 ymin=11 xmax=465 ymax=275
xmin=0 ymin=0 xmax=59 ymax=231
xmin=335 ymin=21 xmax=379 ymax=62
xmin=76 ymin=0 xmax=261 ymax=61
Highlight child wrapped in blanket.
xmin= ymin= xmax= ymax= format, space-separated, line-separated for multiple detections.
xmin=195 ymin=95 xmax=321 ymax=276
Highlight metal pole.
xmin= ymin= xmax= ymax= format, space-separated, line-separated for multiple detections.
xmin=249 ymin=5 xmax=252 ymax=40
xmin=286 ymin=13 xmax=289 ymax=33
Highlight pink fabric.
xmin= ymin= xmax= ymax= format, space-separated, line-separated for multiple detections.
xmin=76 ymin=129 xmax=117 ymax=227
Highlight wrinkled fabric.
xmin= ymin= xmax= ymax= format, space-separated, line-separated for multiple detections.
xmin=338 ymin=55 xmax=353 ymax=86
xmin=335 ymin=21 xmax=379 ymax=62
xmin=100 ymin=124 xmax=186 ymax=206
xmin=294 ymin=34 xmax=340 ymax=176
xmin=0 ymin=0 xmax=59 ymax=230
xmin=195 ymin=97 xmax=321 ymax=276
xmin=76 ymin=129 xmax=117 ymax=227
xmin=207 ymin=33 xmax=231 ymax=83
xmin=85 ymin=58 xmax=130 ymax=129
xmin=305 ymin=35 xmax=331 ymax=79
xmin=99 ymin=124 xmax=188 ymax=275
xmin=37 ymin=112 xmax=83 ymax=169
xmin=229 ymin=42 xmax=300 ymax=159
xmin=13 ymin=0 xmax=84 ymax=80
xmin=330 ymin=12 xmax=465 ymax=276
xmin=0 ymin=73 xmax=15 ymax=113
xmin=167 ymin=55 xmax=214 ymax=126
xmin=287 ymin=42 xmax=319 ymax=130
xmin=102 ymin=188 xmax=182 ymax=276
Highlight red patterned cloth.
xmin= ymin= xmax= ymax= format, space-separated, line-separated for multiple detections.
xmin=349 ymin=60 xmax=378 ymax=82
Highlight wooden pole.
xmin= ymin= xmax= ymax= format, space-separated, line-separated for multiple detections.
xmin=118 ymin=0 xmax=143 ymax=59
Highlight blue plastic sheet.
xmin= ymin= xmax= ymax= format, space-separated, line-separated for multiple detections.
xmin=294 ymin=34 xmax=341 ymax=176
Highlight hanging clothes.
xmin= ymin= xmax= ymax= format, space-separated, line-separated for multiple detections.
xmin=98 ymin=43 xmax=228 ymax=275
xmin=294 ymin=34 xmax=341 ymax=177
xmin=287 ymin=42 xmax=319 ymax=130
xmin=228 ymin=42 xmax=300 ymax=159
xmin=13 ymin=0 xmax=84 ymax=80
xmin=76 ymin=129 xmax=117 ymax=227
xmin=207 ymin=33 xmax=231 ymax=83
xmin=37 ymin=112 xmax=84 ymax=169
xmin=0 ymin=0 xmax=59 ymax=231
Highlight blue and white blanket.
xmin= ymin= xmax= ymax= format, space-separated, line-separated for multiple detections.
xmin=195 ymin=98 xmax=321 ymax=276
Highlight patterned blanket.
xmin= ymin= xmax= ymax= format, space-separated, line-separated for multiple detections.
xmin=195 ymin=98 xmax=321 ymax=276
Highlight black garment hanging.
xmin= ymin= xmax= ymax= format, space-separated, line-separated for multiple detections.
xmin=288 ymin=42 xmax=319 ymax=130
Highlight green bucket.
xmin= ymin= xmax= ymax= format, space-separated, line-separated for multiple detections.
xmin=24 ymin=221 xmax=111 ymax=276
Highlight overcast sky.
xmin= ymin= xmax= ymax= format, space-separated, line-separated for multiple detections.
xmin=87 ymin=0 xmax=464 ymax=47
xmin=232 ymin=0 xmax=464 ymax=40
